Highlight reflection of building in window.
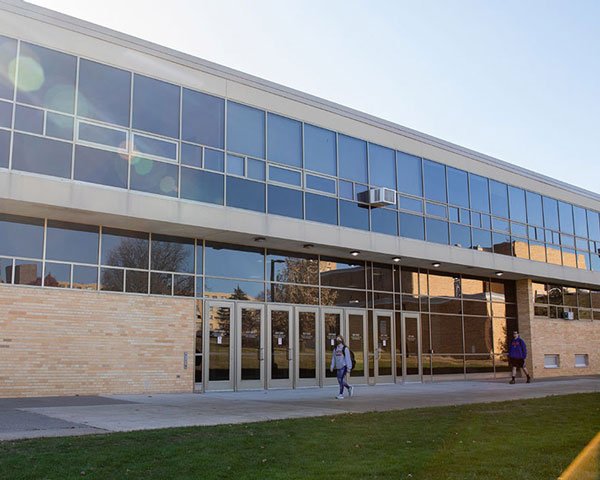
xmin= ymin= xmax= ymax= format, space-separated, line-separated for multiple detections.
xmin=11 ymin=263 xmax=41 ymax=285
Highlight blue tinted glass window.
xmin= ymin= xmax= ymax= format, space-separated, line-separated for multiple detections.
xmin=449 ymin=207 xmax=459 ymax=222
xmin=447 ymin=167 xmax=469 ymax=207
xmin=492 ymin=218 xmax=510 ymax=233
xmin=371 ymin=208 xmax=397 ymax=236
xmin=132 ymin=74 xmax=180 ymax=138
xmin=469 ymin=174 xmax=489 ymax=212
xmin=0 ymin=214 xmax=44 ymax=258
xmin=398 ymin=195 xmax=423 ymax=213
xmin=472 ymin=228 xmax=492 ymax=251
xmin=78 ymin=59 xmax=131 ymax=127
xmin=0 ymin=36 xmax=17 ymax=100
xmin=450 ymin=223 xmax=471 ymax=248
xmin=130 ymin=158 xmax=178 ymax=197
xmin=205 ymin=242 xmax=264 ymax=279
xmin=542 ymin=197 xmax=559 ymax=230
xmin=511 ymin=222 xmax=528 ymax=237
xmin=226 ymin=177 xmax=265 ymax=212
xmin=182 ymin=88 xmax=224 ymax=148
xmin=305 ymin=193 xmax=337 ymax=225
xmin=133 ymin=135 xmax=177 ymax=160
xmin=227 ymin=102 xmax=265 ymax=158
xmin=423 ymin=160 xmax=446 ymax=203
xmin=13 ymin=132 xmax=72 ymax=178
xmin=14 ymin=260 xmax=42 ymax=286
xmin=180 ymin=168 xmax=224 ymax=205
xmin=508 ymin=186 xmax=527 ymax=223
xmin=79 ymin=122 xmax=127 ymax=149
xmin=397 ymin=151 xmax=422 ymax=196
xmin=0 ymin=129 xmax=9 ymax=168
xmin=74 ymin=145 xmax=128 ymax=189
xmin=368 ymin=143 xmax=395 ymax=189
xmin=46 ymin=112 xmax=73 ymax=140
xmin=227 ymin=154 xmax=244 ymax=176
xmin=338 ymin=134 xmax=366 ymax=182
xmin=426 ymin=202 xmax=447 ymax=218
xmin=587 ymin=211 xmax=600 ymax=241
xmin=339 ymin=200 xmax=369 ymax=231
xmin=181 ymin=143 xmax=202 ymax=167
xmin=17 ymin=43 xmax=76 ymax=113
xmin=339 ymin=180 xmax=353 ymax=199
xmin=492 ymin=232 xmax=512 ymax=256
xmin=526 ymin=191 xmax=543 ymax=226
xmin=14 ymin=105 xmax=43 ymax=134
xmin=152 ymin=234 xmax=195 ymax=273
xmin=0 ymin=101 xmax=12 ymax=128
xmin=269 ymin=165 xmax=301 ymax=186
xmin=46 ymin=221 xmax=99 ymax=264
xmin=399 ymin=213 xmax=424 ymax=240
xmin=306 ymin=174 xmax=335 ymax=194
xmin=558 ymin=202 xmax=574 ymax=234
xmin=268 ymin=185 xmax=303 ymax=219
xmin=247 ymin=158 xmax=265 ymax=181
xmin=267 ymin=113 xmax=301 ymax=167
xmin=44 ymin=262 xmax=70 ymax=288
xmin=573 ymin=206 xmax=588 ymax=238
xmin=426 ymin=218 xmax=449 ymax=245
xmin=490 ymin=181 xmax=509 ymax=218
xmin=304 ymin=124 xmax=336 ymax=175
xmin=101 ymin=228 xmax=149 ymax=268
xmin=204 ymin=148 xmax=224 ymax=172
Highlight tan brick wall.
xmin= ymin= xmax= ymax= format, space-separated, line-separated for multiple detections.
xmin=0 ymin=284 xmax=195 ymax=398
xmin=515 ymin=279 xmax=600 ymax=378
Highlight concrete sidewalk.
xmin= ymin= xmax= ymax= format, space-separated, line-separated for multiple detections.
xmin=1 ymin=377 xmax=598 ymax=441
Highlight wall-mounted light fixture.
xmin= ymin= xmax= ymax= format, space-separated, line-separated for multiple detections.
xmin=432 ymin=262 xmax=441 ymax=268
xmin=350 ymin=250 xmax=360 ymax=256
xmin=392 ymin=257 xmax=401 ymax=262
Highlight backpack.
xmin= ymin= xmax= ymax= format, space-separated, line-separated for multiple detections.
xmin=343 ymin=346 xmax=355 ymax=370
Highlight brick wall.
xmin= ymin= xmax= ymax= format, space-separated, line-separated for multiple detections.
xmin=0 ymin=284 xmax=195 ymax=398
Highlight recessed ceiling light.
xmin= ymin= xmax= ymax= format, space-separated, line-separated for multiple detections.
xmin=303 ymin=244 xmax=314 ymax=249
xmin=350 ymin=250 xmax=360 ymax=256
xmin=495 ymin=271 xmax=504 ymax=277
xmin=392 ymin=257 xmax=401 ymax=262
xmin=432 ymin=262 xmax=441 ymax=268
xmin=254 ymin=237 xmax=266 ymax=243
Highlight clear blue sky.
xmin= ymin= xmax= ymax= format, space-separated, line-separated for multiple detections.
xmin=28 ymin=0 xmax=600 ymax=194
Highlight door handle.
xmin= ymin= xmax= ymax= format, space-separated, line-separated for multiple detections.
xmin=287 ymin=348 xmax=293 ymax=361
xmin=259 ymin=347 xmax=264 ymax=361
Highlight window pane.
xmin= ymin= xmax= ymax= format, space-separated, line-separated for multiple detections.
xmin=204 ymin=148 xmax=224 ymax=172
xmin=126 ymin=270 xmax=148 ymax=294
xmin=100 ymin=267 xmax=124 ymax=292
xmin=204 ymin=278 xmax=265 ymax=301
xmin=573 ymin=206 xmax=588 ymax=238
xmin=304 ymin=124 xmax=336 ymax=175
xmin=181 ymin=142 xmax=202 ymax=167
xmin=269 ymin=165 xmax=301 ymax=186
xmin=46 ymin=112 xmax=73 ymax=140
xmin=267 ymin=250 xmax=318 ymax=284
xmin=306 ymin=174 xmax=335 ymax=194
xmin=319 ymin=257 xmax=365 ymax=289
xmin=174 ymin=274 xmax=194 ymax=296
xmin=267 ymin=113 xmax=301 ymax=167
xmin=305 ymin=193 xmax=337 ymax=225
xmin=14 ymin=260 xmax=42 ymax=286
xmin=79 ymin=122 xmax=127 ymax=149
xmin=0 ymin=129 xmax=9 ymax=169
xmin=543 ymin=197 xmax=559 ymax=230
xmin=558 ymin=202 xmax=574 ymax=234
xmin=0 ymin=214 xmax=44 ymax=258
xmin=73 ymin=265 xmax=98 ymax=290
xmin=472 ymin=228 xmax=492 ymax=252
xmin=371 ymin=208 xmax=397 ymax=236
xmin=247 ymin=158 xmax=265 ymax=180
xmin=526 ymin=191 xmax=543 ymax=226
xmin=587 ymin=210 xmax=600 ymax=241
xmin=508 ymin=186 xmax=527 ymax=223
xmin=46 ymin=220 xmax=99 ymax=264
xmin=101 ymin=228 xmax=149 ymax=269
xmin=339 ymin=200 xmax=369 ymax=231
xmin=399 ymin=212 xmax=424 ymax=240
xmin=205 ymin=242 xmax=264 ymax=279
xmin=12 ymin=132 xmax=72 ymax=178
xmin=182 ymin=88 xmax=224 ymax=148
xmin=398 ymin=195 xmax=423 ymax=213
xmin=78 ymin=59 xmax=131 ymax=127
xmin=338 ymin=134 xmax=367 ymax=182
xmin=227 ymin=101 xmax=265 ymax=158
xmin=426 ymin=218 xmax=449 ymax=245
xmin=397 ymin=151 xmax=422 ymax=196
xmin=339 ymin=180 xmax=353 ymax=199
xmin=426 ymin=202 xmax=447 ymax=218
xmin=130 ymin=158 xmax=178 ymax=197
xmin=447 ymin=167 xmax=469 ymax=207
xmin=469 ymin=174 xmax=489 ymax=212
xmin=132 ymin=74 xmax=179 ymax=138
xmin=268 ymin=185 xmax=302 ymax=219
xmin=17 ymin=42 xmax=76 ymax=113
xmin=43 ymin=262 xmax=70 ymax=288
xmin=0 ymin=100 xmax=12 ymax=128
xmin=226 ymin=154 xmax=244 ymax=176
xmin=226 ymin=176 xmax=265 ymax=212
xmin=423 ymin=160 xmax=446 ymax=203
xmin=181 ymin=168 xmax=224 ymax=205
xmin=14 ymin=105 xmax=43 ymax=134
xmin=450 ymin=223 xmax=471 ymax=248
xmin=74 ymin=145 xmax=128 ymax=189
xmin=0 ymin=35 xmax=17 ymax=100
xmin=368 ymin=143 xmax=395 ymax=189
xmin=133 ymin=134 xmax=177 ymax=160
xmin=490 ymin=181 xmax=509 ymax=218
xmin=151 ymin=234 xmax=195 ymax=273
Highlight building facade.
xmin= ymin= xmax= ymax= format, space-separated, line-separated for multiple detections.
xmin=0 ymin=0 xmax=598 ymax=398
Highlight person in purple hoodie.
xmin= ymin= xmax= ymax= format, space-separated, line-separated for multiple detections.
xmin=508 ymin=331 xmax=531 ymax=384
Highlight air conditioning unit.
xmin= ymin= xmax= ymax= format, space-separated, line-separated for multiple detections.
xmin=562 ymin=311 xmax=574 ymax=320
xmin=363 ymin=187 xmax=396 ymax=207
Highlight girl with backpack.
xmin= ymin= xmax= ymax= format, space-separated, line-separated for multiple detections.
xmin=329 ymin=335 xmax=354 ymax=399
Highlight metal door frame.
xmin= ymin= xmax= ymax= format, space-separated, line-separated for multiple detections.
xmin=267 ymin=305 xmax=294 ymax=389
xmin=344 ymin=308 xmax=368 ymax=385
xmin=321 ymin=307 xmax=344 ymax=387
xmin=294 ymin=306 xmax=320 ymax=388
xmin=401 ymin=312 xmax=422 ymax=382
xmin=373 ymin=310 xmax=395 ymax=383
xmin=235 ymin=303 xmax=266 ymax=390
xmin=203 ymin=300 xmax=235 ymax=391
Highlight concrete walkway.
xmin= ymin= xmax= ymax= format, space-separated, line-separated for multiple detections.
xmin=1 ymin=377 xmax=598 ymax=441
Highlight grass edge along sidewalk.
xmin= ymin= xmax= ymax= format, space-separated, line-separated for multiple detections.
xmin=1 ymin=393 xmax=599 ymax=480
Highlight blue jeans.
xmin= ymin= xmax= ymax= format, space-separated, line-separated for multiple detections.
xmin=336 ymin=367 xmax=350 ymax=395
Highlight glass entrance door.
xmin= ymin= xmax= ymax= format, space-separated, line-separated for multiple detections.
xmin=268 ymin=305 xmax=293 ymax=389
xmin=346 ymin=310 xmax=367 ymax=384
xmin=236 ymin=303 xmax=265 ymax=390
xmin=322 ymin=308 xmax=343 ymax=386
xmin=205 ymin=301 xmax=234 ymax=391
xmin=373 ymin=311 xmax=394 ymax=383
xmin=402 ymin=312 xmax=422 ymax=382
xmin=295 ymin=308 xmax=319 ymax=387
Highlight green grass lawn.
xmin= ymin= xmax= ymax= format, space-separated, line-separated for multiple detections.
xmin=1 ymin=393 xmax=598 ymax=479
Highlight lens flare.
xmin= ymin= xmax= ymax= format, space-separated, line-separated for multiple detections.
xmin=160 ymin=176 xmax=177 ymax=194
xmin=132 ymin=156 xmax=153 ymax=176
xmin=12 ymin=56 xmax=44 ymax=92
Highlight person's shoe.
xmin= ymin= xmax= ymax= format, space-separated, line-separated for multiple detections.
xmin=509 ymin=378 xmax=515 ymax=384
xmin=336 ymin=394 xmax=344 ymax=399
xmin=526 ymin=376 xmax=531 ymax=383
xmin=348 ymin=386 xmax=354 ymax=397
